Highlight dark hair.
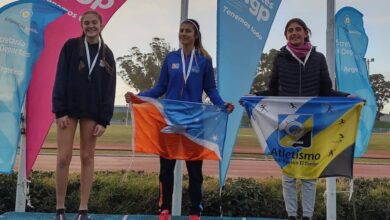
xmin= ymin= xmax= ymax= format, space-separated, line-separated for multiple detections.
xmin=78 ymin=11 xmax=114 ymax=75
xmin=181 ymin=19 xmax=210 ymax=58
xmin=284 ymin=18 xmax=312 ymax=42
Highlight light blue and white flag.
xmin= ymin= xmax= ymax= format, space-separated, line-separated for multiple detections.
xmin=335 ymin=7 xmax=377 ymax=157
xmin=131 ymin=96 xmax=229 ymax=160
xmin=0 ymin=0 xmax=65 ymax=173
xmin=217 ymin=0 xmax=281 ymax=186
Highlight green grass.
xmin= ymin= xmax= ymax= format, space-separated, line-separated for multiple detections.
xmin=45 ymin=123 xmax=132 ymax=146
xmin=367 ymin=133 xmax=390 ymax=151
xmin=42 ymin=124 xmax=390 ymax=164
xmin=44 ymin=125 xmax=390 ymax=151
xmin=375 ymin=120 xmax=390 ymax=128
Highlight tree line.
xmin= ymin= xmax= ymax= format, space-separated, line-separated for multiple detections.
xmin=117 ymin=38 xmax=390 ymax=119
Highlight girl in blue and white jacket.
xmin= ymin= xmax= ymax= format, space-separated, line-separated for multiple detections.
xmin=125 ymin=19 xmax=233 ymax=220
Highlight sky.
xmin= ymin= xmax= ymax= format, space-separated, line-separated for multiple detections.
xmin=1 ymin=0 xmax=390 ymax=113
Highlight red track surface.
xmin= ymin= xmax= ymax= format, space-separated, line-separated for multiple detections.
xmin=14 ymin=146 xmax=390 ymax=178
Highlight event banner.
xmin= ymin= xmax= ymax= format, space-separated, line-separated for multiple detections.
xmin=217 ymin=0 xmax=281 ymax=185
xmin=25 ymin=0 xmax=126 ymax=176
xmin=0 ymin=0 xmax=65 ymax=173
xmin=131 ymin=96 xmax=229 ymax=161
xmin=241 ymin=96 xmax=364 ymax=179
xmin=335 ymin=7 xmax=377 ymax=157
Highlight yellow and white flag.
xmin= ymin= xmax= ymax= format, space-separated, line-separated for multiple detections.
xmin=241 ymin=96 xmax=364 ymax=179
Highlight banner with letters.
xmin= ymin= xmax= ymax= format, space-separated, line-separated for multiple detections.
xmin=335 ymin=7 xmax=377 ymax=157
xmin=0 ymin=0 xmax=65 ymax=173
xmin=25 ymin=0 xmax=126 ymax=176
xmin=217 ymin=0 xmax=281 ymax=185
xmin=241 ymin=96 xmax=364 ymax=179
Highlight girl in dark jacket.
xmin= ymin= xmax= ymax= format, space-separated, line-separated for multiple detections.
xmin=52 ymin=11 xmax=116 ymax=220
xmin=255 ymin=18 xmax=348 ymax=220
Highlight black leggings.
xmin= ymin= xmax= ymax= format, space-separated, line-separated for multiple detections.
xmin=158 ymin=157 xmax=203 ymax=215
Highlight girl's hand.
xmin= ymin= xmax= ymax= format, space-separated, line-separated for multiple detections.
xmin=347 ymin=94 xmax=366 ymax=104
xmin=125 ymin=92 xmax=135 ymax=103
xmin=56 ymin=115 xmax=70 ymax=129
xmin=93 ymin=124 xmax=106 ymax=137
xmin=225 ymin=102 xmax=235 ymax=113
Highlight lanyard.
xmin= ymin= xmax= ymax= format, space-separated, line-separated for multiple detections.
xmin=181 ymin=48 xmax=195 ymax=85
xmin=84 ymin=37 xmax=101 ymax=79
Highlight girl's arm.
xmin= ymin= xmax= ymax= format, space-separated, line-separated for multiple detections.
xmin=52 ymin=40 xmax=71 ymax=118
xmin=139 ymin=57 xmax=169 ymax=98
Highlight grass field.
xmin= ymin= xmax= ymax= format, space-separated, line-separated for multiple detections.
xmin=44 ymin=124 xmax=390 ymax=151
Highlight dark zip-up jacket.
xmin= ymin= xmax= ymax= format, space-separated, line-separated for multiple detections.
xmin=52 ymin=37 xmax=116 ymax=127
xmin=256 ymin=46 xmax=348 ymax=97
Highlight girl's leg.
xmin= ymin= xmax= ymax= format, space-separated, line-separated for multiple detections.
xmin=301 ymin=179 xmax=317 ymax=218
xmin=56 ymin=118 xmax=78 ymax=209
xmin=186 ymin=160 xmax=203 ymax=215
xmin=78 ymin=119 xmax=97 ymax=210
xmin=158 ymin=157 xmax=176 ymax=212
xmin=282 ymin=174 xmax=298 ymax=217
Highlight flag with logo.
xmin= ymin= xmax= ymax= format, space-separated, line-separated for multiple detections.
xmin=241 ymin=96 xmax=364 ymax=179
xmin=335 ymin=7 xmax=377 ymax=157
xmin=130 ymin=96 xmax=229 ymax=160
xmin=0 ymin=0 xmax=65 ymax=173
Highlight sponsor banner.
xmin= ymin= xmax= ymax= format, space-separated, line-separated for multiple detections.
xmin=335 ymin=7 xmax=377 ymax=157
xmin=0 ymin=0 xmax=65 ymax=173
xmin=217 ymin=0 xmax=281 ymax=185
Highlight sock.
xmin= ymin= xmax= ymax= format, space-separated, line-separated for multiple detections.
xmin=78 ymin=209 xmax=88 ymax=215
xmin=56 ymin=208 xmax=65 ymax=215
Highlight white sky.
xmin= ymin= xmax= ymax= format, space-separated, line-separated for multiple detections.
xmin=1 ymin=0 xmax=390 ymax=113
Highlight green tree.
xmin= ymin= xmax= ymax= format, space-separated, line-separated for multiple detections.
xmin=250 ymin=49 xmax=279 ymax=93
xmin=369 ymin=73 xmax=390 ymax=118
xmin=117 ymin=37 xmax=171 ymax=92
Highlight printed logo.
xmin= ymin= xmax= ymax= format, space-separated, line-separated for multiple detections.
xmin=171 ymin=63 xmax=180 ymax=69
xmin=191 ymin=66 xmax=200 ymax=73
xmin=344 ymin=15 xmax=351 ymax=25
xmin=77 ymin=0 xmax=114 ymax=10
xmin=21 ymin=9 xmax=32 ymax=19
xmin=243 ymin=0 xmax=273 ymax=21
xmin=99 ymin=59 xmax=105 ymax=67
xmin=278 ymin=114 xmax=313 ymax=148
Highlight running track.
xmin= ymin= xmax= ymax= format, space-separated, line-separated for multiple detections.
xmin=14 ymin=152 xmax=390 ymax=178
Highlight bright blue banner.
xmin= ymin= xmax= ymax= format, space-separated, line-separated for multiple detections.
xmin=335 ymin=7 xmax=377 ymax=157
xmin=0 ymin=0 xmax=65 ymax=173
xmin=217 ymin=0 xmax=281 ymax=185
